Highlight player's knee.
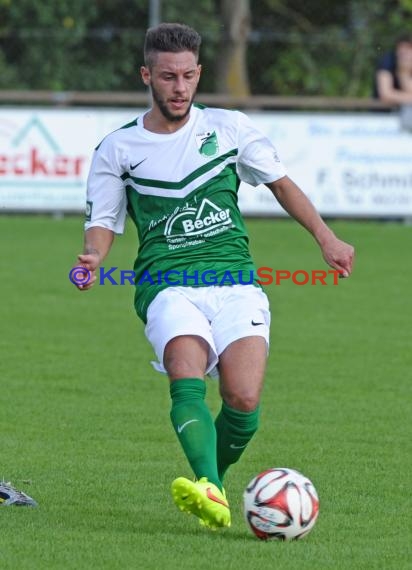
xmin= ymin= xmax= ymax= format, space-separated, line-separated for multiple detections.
xmin=164 ymin=336 xmax=208 ymax=379
xmin=224 ymin=392 xmax=260 ymax=413
xmin=164 ymin=353 xmax=204 ymax=379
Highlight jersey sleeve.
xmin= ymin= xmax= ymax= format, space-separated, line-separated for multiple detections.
xmin=84 ymin=136 xmax=127 ymax=235
xmin=235 ymin=111 xmax=287 ymax=186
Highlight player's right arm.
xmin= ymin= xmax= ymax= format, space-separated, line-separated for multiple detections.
xmin=71 ymin=132 xmax=127 ymax=291
xmin=73 ymin=227 xmax=114 ymax=291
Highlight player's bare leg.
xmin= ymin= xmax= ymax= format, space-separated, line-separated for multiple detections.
xmin=215 ymin=336 xmax=267 ymax=480
xmin=164 ymin=334 xmax=208 ymax=380
xmin=218 ymin=336 xmax=267 ymax=411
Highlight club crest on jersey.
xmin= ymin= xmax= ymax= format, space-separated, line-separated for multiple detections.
xmin=195 ymin=131 xmax=219 ymax=158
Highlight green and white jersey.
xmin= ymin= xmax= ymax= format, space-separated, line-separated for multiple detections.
xmin=85 ymin=104 xmax=286 ymax=322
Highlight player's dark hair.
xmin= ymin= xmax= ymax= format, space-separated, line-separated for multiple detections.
xmin=144 ymin=23 xmax=201 ymax=68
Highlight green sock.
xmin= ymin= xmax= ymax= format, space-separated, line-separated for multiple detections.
xmin=215 ymin=401 xmax=260 ymax=481
xmin=170 ymin=378 xmax=222 ymax=490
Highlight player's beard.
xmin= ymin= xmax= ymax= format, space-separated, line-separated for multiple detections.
xmin=150 ymin=82 xmax=196 ymax=123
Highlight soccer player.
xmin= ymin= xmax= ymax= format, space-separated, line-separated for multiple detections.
xmin=71 ymin=23 xmax=354 ymax=530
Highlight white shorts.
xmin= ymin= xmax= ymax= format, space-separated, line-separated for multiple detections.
xmin=145 ymin=284 xmax=271 ymax=376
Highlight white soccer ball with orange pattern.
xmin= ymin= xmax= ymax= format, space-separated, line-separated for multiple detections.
xmin=243 ymin=467 xmax=319 ymax=540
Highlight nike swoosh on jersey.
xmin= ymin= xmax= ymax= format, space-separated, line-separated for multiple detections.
xmin=229 ymin=443 xmax=248 ymax=449
xmin=251 ymin=320 xmax=264 ymax=326
xmin=130 ymin=158 xmax=147 ymax=170
xmin=177 ymin=419 xmax=199 ymax=433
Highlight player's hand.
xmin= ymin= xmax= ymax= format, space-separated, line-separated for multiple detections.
xmin=319 ymin=235 xmax=355 ymax=278
xmin=69 ymin=252 xmax=100 ymax=291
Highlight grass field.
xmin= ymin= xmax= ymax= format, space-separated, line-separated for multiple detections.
xmin=1 ymin=215 xmax=410 ymax=570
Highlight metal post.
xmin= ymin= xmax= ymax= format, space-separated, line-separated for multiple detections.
xmin=149 ymin=0 xmax=161 ymax=28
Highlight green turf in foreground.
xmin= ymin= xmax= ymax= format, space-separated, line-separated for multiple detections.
xmin=0 ymin=216 xmax=410 ymax=569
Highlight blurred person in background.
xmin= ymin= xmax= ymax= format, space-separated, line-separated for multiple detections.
xmin=375 ymin=34 xmax=412 ymax=104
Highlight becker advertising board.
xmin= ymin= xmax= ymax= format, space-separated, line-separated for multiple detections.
xmin=0 ymin=109 xmax=137 ymax=211
xmin=1 ymin=108 xmax=412 ymax=217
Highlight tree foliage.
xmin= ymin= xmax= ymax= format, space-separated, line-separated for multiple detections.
xmin=0 ymin=0 xmax=412 ymax=96
xmin=250 ymin=0 xmax=412 ymax=96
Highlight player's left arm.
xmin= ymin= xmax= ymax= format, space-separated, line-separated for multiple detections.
xmin=266 ymin=175 xmax=355 ymax=277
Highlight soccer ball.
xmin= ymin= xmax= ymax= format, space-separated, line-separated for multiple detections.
xmin=243 ymin=467 xmax=319 ymax=540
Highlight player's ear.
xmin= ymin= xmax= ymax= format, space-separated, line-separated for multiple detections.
xmin=140 ymin=66 xmax=151 ymax=86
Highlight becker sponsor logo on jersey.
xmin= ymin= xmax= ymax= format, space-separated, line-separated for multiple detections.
xmin=164 ymin=198 xmax=233 ymax=249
